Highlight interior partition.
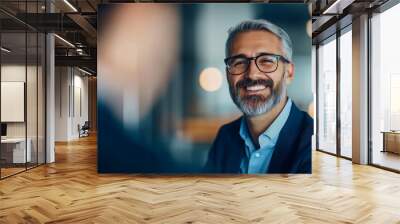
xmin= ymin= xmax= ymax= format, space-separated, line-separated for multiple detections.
xmin=0 ymin=2 xmax=46 ymax=179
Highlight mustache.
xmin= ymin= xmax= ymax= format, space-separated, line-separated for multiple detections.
xmin=236 ymin=77 xmax=274 ymax=89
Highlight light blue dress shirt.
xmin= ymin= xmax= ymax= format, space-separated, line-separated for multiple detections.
xmin=239 ymin=98 xmax=292 ymax=174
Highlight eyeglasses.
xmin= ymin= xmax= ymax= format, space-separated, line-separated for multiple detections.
xmin=224 ymin=53 xmax=290 ymax=75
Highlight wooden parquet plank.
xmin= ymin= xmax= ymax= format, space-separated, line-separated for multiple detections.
xmin=1 ymin=134 xmax=400 ymax=223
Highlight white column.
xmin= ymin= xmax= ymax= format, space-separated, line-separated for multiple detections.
xmin=352 ymin=14 xmax=369 ymax=164
xmin=46 ymin=33 xmax=55 ymax=163
xmin=45 ymin=1 xmax=55 ymax=163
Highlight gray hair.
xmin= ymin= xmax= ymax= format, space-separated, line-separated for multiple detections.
xmin=225 ymin=19 xmax=293 ymax=62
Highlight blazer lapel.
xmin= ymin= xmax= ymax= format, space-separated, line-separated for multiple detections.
xmin=224 ymin=117 xmax=246 ymax=173
xmin=267 ymin=103 xmax=303 ymax=173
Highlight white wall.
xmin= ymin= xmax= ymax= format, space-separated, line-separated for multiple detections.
xmin=1 ymin=65 xmax=39 ymax=137
xmin=1 ymin=65 xmax=27 ymax=142
xmin=55 ymin=66 xmax=70 ymax=141
xmin=55 ymin=67 xmax=89 ymax=141
xmin=1 ymin=64 xmax=46 ymax=164
xmin=71 ymin=72 xmax=89 ymax=138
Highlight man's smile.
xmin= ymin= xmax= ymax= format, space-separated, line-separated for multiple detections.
xmin=246 ymin=84 xmax=266 ymax=91
xmin=240 ymin=83 xmax=271 ymax=97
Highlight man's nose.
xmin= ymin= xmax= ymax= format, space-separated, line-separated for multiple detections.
xmin=246 ymin=59 xmax=261 ymax=79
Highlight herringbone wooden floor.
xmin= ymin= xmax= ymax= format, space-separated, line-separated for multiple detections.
xmin=1 ymin=135 xmax=400 ymax=224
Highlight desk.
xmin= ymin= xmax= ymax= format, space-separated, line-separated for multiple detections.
xmin=381 ymin=131 xmax=400 ymax=154
xmin=1 ymin=138 xmax=31 ymax=163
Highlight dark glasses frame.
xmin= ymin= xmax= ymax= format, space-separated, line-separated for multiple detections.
xmin=224 ymin=53 xmax=290 ymax=75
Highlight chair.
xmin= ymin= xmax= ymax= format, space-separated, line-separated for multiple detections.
xmin=78 ymin=121 xmax=90 ymax=138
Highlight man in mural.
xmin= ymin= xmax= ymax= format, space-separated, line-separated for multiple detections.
xmin=205 ymin=19 xmax=313 ymax=174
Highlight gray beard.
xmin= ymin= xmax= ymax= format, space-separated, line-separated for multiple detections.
xmin=230 ymin=75 xmax=287 ymax=117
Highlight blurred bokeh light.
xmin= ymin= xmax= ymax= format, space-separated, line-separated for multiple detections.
xmin=199 ymin=67 xmax=223 ymax=92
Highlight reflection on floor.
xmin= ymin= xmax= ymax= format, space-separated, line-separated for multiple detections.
xmin=0 ymin=167 xmax=25 ymax=178
xmin=0 ymin=162 xmax=42 ymax=178
xmin=373 ymin=150 xmax=400 ymax=171
xmin=0 ymin=135 xmax=400 ymax=222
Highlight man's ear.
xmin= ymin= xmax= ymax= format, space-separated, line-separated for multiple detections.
xmin=285 ymin=63 xmax=294 ymax=84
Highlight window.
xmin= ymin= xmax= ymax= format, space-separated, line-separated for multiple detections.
xmin=317 ymin=37 xmax=337 ymax=154
xmin=339 ymin=29 xmax=352 ymax=158
xmin=370 ymin=3 xmax=400 ymax=171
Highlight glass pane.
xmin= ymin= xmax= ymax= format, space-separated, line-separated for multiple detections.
xmin=27 ymin=31 xmax=38 ymax=169
xmin=340 ymin=30 xmax=352 ymax=158
xmin=371 ymin=4 xmax=400 ymax=171
xmin=38 ymin=33 xmax=45 ymax=165
xmin=1 ymin=31 xmax=27 ymax=177
xmin=317 ymin=38 xmax=337 ymax=154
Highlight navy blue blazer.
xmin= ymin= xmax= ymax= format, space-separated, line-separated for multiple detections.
xmin=204 ymin=102 xmax=313 ymax=174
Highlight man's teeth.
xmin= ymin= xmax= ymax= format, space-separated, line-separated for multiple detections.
xmin=246 ymin=85 xmax=266 ymax=91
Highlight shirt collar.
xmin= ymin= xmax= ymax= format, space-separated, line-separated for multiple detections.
xmin=239 ymin=98 xmax=292 ymax=147
xmin=262 ymin=98 xmax=292 ymax=142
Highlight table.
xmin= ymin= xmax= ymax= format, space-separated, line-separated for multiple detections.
xmin=1 ymin=138 xmax=31 ymax=163
xmin=381 ymin=131 xmax=400 ymax=154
